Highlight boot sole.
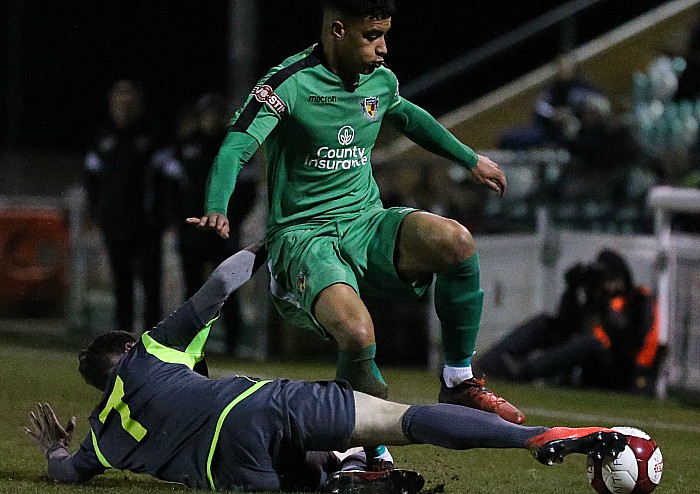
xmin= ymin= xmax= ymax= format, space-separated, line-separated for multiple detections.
xmin=530 ymin=430 xmax=628 ymax=466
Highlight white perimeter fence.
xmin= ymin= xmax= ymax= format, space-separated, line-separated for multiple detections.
xmin=648 ymin=186 xmax=700 ymax=399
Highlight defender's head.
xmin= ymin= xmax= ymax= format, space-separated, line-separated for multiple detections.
xmin=320 ymin=0 xmax=396 ymax=80
xmin=78 ymin=330 xmax=137 ymax=391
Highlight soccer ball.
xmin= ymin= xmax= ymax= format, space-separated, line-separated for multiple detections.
xmin=586 ymin=427 xmax=663 ymax=494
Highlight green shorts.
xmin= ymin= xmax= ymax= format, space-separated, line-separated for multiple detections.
xmin=268 ymin=207 xmax=432 ymax=338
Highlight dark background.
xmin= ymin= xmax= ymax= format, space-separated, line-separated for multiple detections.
xmin=1 ymin=0 xmax=665 ymax=153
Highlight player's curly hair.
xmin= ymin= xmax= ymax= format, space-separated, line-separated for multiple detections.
xmin=78 ymin=330 xmax=136 ymax=391
xmin=321 ymin=0 xmax=396 ymax=19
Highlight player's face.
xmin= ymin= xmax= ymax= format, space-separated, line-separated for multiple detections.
xmin=339 ymin=16 xmax=391 ymax=75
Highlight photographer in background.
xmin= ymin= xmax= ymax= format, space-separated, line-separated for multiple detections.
xmin=478 ymin=249 xmax=660 ymax=393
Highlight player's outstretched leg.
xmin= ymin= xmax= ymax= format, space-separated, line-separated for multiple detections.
xmin=525 ymin=427 xmax=628 ymax=466
xmin=323 ymin=468 xmax=425 ymax=494
xmin=354 ymin=392 xmax=625 ymax=479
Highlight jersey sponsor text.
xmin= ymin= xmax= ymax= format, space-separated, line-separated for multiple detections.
xmin=304 ymin=145 xmax=369 ymax=170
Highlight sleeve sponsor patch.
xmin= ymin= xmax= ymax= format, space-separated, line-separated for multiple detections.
xmin=251 ymin=84 xmax=287 ymax=114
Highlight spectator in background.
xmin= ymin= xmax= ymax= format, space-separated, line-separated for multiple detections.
xmin=562 ymin=93 xmax=639 ymax=169
xmin=477 ymin=249 xmax=660 ymax=393
xmin=551 ymin=92 xmax=645 ymax=212
xmin=500 ymin=53 xmax=605 ymax=150
xmin=157 ymin=94 xmax=258 ymax=355
xmin=84 ymin=80 xmax=167 ymax=333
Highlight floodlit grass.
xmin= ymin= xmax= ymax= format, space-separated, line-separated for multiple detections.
xmin=1 ymin=336 xmax=699 ymax=494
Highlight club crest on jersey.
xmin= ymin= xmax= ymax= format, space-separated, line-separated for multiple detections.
xmin=360 ymin=97 xmax=379 ymax=121
xmin=297 ymin=272 xmax=307 ymax=292
xmin=251 ymin=84 xmax=287 ymax=114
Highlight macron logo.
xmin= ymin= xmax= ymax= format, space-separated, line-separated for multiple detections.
xmin=308 ymin=95 xmax=337 ymax=104
xmin=252 ymin=85 xmax=287 ymax=114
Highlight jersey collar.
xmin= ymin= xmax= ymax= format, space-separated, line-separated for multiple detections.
xmin=312 ymin=43 xmax=360 ymax=92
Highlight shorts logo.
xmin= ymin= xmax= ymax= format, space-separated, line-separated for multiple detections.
xmin=297 ymin=272 xmax=307 ymax=292
xmin=251 ymin=84 xmax=287 ymax=114
xmin=337 ymin=126 xmax=355 ymax=145
xmin=360 ymin=97 xmax=379 ymax=121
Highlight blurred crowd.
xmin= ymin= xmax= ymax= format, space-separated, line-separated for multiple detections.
xmin=83 ymin=80 xmax=257 ymax=353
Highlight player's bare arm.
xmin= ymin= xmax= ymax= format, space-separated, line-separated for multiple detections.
xmin=470 ymin=154 xmax=507 ymax=197
xmin=24 ymin=403 xmax=76 ymax=453
xmin=186 ymin=213 xmax=230 ymax=239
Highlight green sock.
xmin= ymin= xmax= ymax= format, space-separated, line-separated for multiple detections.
xmin=336 ymin=344 xmax=388 ymax=399
xmin=435 ymin=252 xmax=484 ymax=367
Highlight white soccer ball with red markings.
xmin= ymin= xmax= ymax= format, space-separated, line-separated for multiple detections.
xmin=586 ymin=427 xmax=663 ymax=494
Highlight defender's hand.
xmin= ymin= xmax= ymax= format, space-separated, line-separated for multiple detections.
xmin=24 ymin=403 xmax=76 ymax=453
xmin=186 ymin=213 xmax=230 ymax=239
xmin=470 ymin=154 xmax=507 ymax=197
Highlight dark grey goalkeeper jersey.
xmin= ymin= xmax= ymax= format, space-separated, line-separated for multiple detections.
xmin=60 ymin=301 xmax=271 ymax=490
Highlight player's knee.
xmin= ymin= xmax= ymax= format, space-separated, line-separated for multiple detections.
xmin=440 ymin=220 xmax=476 ymax=265
xmin=315 ymin=285 xmax=376 ymax=348
xmin=328 ymin=314 xmax=375 ymax=349
xmin=343 ymin=320 xmax=376 ymax=348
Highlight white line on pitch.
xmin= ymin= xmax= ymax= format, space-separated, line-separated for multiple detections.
xmin=524 ymin=407 xmax=700 ymax=434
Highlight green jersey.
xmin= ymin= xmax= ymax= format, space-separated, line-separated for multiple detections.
xmin=206 ymin=43 xmax=478 ymax=240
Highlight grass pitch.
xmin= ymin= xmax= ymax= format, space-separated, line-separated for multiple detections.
xmin=1 ymin=334 xmax=699 ymax=494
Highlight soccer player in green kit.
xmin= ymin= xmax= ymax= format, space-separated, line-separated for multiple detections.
xmin=190 ymin=0 xmax=524 ymax=467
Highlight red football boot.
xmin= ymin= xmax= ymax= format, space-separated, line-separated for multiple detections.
xmin=438 ymin=375 xmax=526 ymax=424
xmin=525 ymin=427 xmax=628 ymax=466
